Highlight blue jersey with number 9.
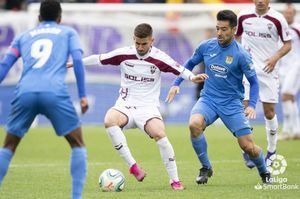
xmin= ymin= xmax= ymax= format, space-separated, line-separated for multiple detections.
xmin=10 ymin=21 xmax=82 ymax=97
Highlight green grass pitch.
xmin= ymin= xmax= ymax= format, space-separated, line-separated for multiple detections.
xmin=0 ymin=125 xmax=299 ymax=198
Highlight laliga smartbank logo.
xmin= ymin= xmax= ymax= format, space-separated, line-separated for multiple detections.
xmin=254 ymin=154 xmax=299 ymax=190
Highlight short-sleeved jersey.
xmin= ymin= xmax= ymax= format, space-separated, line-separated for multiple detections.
xmin=236 ymin=8 xmax=291 ymax=75
xmin=100 ymin=46 xmax=184 ymax=107
xmin=279 ymin=23 xmax=300 ymax=77
xmin=190 ymin=38 xmax=256 ymax=114
xmin=9 ymin=21 xmax=82 ymax=97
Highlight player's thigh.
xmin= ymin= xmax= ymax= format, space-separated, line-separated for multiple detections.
xmin=144 ymin=118 xmax=166 ymax=140
xmin=257 ymin=74 xmax=279 ymax=103
xmin=190 ymin=97 xmax=218 ymax=127
xmin=220 ymin=111 xmax=252 ymax=137
xmin=38 ymin=93 xmax=80 ymax=136
xmin=6 ymin=93 xmax=39 ymax=138
xmin=134 ymin=106 xmax=163 ymax=138
xmin=105 ymin=106 xmax=132 ymax=129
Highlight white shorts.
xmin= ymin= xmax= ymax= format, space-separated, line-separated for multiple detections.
xmin=244 ymin=73 xmax=279 ymax=103
xmin=280 ymin=66 xmax=300 ymax=96
xmin=112 ymin=105 xmax=163 ymax=135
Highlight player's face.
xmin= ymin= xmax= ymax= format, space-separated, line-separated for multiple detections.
xmin=283 ymin=6 xmax=295 ymax=25
xmin=253 ymin=0 xmax=270 ymax=13
xmin=134 ymin=36 xmax=154 ymax=56
xmin=216 ymin=20 xmax=236 ymax=46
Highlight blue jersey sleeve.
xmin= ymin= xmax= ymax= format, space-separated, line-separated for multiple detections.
xmin=239 ymin=51 xmax=256 ymax=78
xmin=69 ymin=28 xmax=83 ymax=53
xmin=71 ymin=49 xmax=86 ymax=98
xmin=173 ymin=42 xmax=205 ymax=86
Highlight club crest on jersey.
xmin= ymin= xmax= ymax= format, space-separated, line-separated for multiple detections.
xmin=150 ymin=66 xmax=156 ymax=74
xmin=267 ymin=23 xmax=273 ymax=30
xmin=225 ymin=56 xmax=233 ymax=64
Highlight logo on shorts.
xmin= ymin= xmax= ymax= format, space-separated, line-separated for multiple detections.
xmin=150 ymin=66 xmax=156 ymax=74
xmin=225 ymin=56 xmax=233 ymax=64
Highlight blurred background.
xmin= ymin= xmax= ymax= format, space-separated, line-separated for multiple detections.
xmin=0 ymin=1 xmax=299 ymax=126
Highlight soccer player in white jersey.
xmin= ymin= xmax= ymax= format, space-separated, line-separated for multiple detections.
xmin=69 ymin=23 xmax=207 ymax=190
xmin=278 ymin=4 xmax=300 ymax=140
xmin=236 ymin=0 xmax=291 ymax=166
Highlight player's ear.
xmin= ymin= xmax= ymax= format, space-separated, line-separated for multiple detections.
xmin=57 ymin=16 xmax=61 ymax=24
xmin=232 ymin=26 xmax=237 ymax=34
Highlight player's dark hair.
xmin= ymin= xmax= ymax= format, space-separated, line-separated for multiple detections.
xmin=40 ymin=0 xmax=62 ymax=21
xmin=217 ymin=10 xmax=237 ymax=28
xmin=134 ymin=23 xmax=153 ymax=38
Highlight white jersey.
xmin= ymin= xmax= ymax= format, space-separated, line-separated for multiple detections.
xmin=279 ymin=23 xmax=300 ymax=77
xmin=100 ymin=46 xmax=184 ymax=107
xmin=237 ymin=7 xmax=291 ymax=75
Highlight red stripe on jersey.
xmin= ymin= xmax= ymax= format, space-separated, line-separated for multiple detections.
xmin=9 ymin=47 xmax=20 ymax=57
xmin=101 ymin=54 xmax=138 ymax=65
xmin=236 ymin=14 xmax=257 ymax=36
xmin=291 ymin=27 xmax=300 ymax=39
xmin=144 ymin=57 xmax=180 ymax=75
xmin=264 ymin=15 xmax=284 ymax=42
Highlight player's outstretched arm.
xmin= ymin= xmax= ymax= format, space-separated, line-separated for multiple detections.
xmin=67 ymin=54 xmax=100 ymax=68
xmin=165 ymin=86 xmax=180 ymax=103
xmin=0 ymin=53 xmax=18 ymax=83
xmin=71 ymin=50 xmax=89 ymax=114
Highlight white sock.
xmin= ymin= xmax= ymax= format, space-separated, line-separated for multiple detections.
xmin=265 ymin=115 xmax=278 ymax=153
xmin=106 ymin=126 xmax=136 ymax=167
xmin=292 ymin=101 xmax=300 ymax=134
xmin=156 ymin=137 xmax=179 ymax=182
xmin=282 ymin=101 xmax=293 ymax=134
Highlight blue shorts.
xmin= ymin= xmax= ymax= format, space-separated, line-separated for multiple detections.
xmin=5 ymin=92 xmax=80 ymax=138
xmin=191 ymin=97 xmax=251 ymax=137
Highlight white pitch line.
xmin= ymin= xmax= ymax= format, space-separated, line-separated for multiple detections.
xmin=9 ymin=159 xmax=300 ymax=168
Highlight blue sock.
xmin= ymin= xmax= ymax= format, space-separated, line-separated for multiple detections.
xmin=191 ymin=134 xmax=211 ymax=169
xmin=0 ymin=148 xmax=13 ymax=187
xmin=249 ymin=150 xmax=268 ymax=174
xmin=70 ymin=147 xmax=87 ymax=199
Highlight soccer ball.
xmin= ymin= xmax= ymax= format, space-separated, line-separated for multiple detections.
xmin=99 ymin=169 xmax=125 ymax=192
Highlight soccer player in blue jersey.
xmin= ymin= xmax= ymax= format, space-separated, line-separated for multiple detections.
xmin=166 ymin=10 xmax=270 ymax=184
xmin=0 ymin=1 xmax=88 ymax=198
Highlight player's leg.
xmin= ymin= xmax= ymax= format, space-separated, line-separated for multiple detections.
xmin=104 ymin=107 xmax=144 ymax=181
xmin=0 ymin=93 xmax=38 ymax=187
xmin=220 ymin=110 xmax=270 ymax=183
xmin=189 ymin=98 xmax=217 ymax=184
xmin=40 ymin=93 xmax=87 ymax=199
xmin=0 ymin=134 xmax=21 ymax=187
xmin=262 ymin=102 xmax=278 ymax=160
xmin=237 ymin=134 xmax=270 ymax=183
xmin=144 ymin=117 xmax=183 ymax=190
xmin=64 ymin=128 xmax=87 ymax=199
xmin=259 ymin=75 xmax=279 ymax=161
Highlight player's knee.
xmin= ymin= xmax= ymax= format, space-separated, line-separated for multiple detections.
xmin=104 ymin=117 xmax=118 ymax=128
xmin=263 ymin=108 xmax=275 ymax=120
xmin=189 ymin=122 xmax=204 ymax=138
xmin=241 ymin=144 xmax=259 ymax=157
xmin=65 ymin=128 xmax=85 ymax=148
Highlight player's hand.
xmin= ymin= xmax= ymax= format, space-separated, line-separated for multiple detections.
xmin=263 ymin=56 xmax=278 ymax=73
xmin=165 ymin=86 xmax=180 ymax=103
xmin=67 ymin=62 xmax=73 ymax=68
xmin=191 ymin=73 xmax=209 ymax=83
xmin=80 ymin=97 xmax=89 ymax=114
xmin=244 ymin=106 xmax=256 ymax=119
